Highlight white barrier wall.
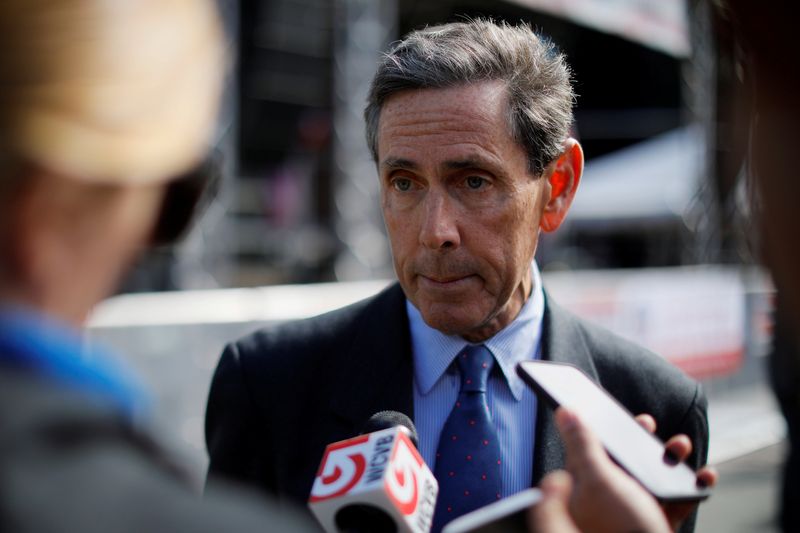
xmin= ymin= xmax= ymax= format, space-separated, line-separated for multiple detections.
xmin=86 ymin=266 xmax=772 ymax=480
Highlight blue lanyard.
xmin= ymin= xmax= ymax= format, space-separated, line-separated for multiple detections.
xmin=0 ymin=308 xmax=146 ymax=419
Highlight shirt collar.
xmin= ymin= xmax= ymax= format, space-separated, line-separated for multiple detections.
xmin=408 ymin=261 xmax=545 ymax=401
xmin=0 ymin=305 xmax=147 ymax=418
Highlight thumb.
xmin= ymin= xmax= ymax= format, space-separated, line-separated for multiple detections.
xmin=555 ymin=407 xmax=609 ymax=476
xmin=528 ymin=471 xmax=580 ymax=532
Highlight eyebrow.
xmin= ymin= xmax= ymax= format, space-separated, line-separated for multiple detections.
xmin=381 ymin=157 xmax=493 ymax=173
xmin=442 ymin=158 xmax=490 ymax=171
xmin=380 ymin=157 xmax=419 ymax=171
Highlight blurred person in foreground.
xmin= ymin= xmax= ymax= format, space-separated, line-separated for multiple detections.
xmin=0 ymin=1 xmax=317 ymax=531
xmin=206 ymin=19 xmax=708 ymax=533
xmin=529 ymin=0 xmax=800 ymax=531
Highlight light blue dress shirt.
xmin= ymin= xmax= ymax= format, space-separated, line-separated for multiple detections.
xmin=408 ymin=262 xmax=545 ymax=498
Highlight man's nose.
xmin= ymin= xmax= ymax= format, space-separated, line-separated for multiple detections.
xmin=419 ymin=193 xmax=460 ymax=250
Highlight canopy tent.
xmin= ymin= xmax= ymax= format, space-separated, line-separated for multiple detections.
xmin=567 ymin=125 xmax=704 ymax=228
xmin=506 ymin=0 xmax=690 ymax=57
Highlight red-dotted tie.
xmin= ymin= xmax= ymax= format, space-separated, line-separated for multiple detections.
xmin=431 ymin=344 xmax=502 ymax=533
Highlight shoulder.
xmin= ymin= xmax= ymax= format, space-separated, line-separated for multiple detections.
xmin=235 ymin=283 xmax=402 ymax=359
xmin=214 ymin=282 xmax=406 ymax=393
xmin=0 ymin=370 xmax=318 ymax=532
xmin=0 ymin=368 xmax=185 ymax=498
xmin=0 ymin=368 xmax=122 ymax=442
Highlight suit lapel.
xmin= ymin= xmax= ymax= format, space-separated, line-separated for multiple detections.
xmin=532 ymin=293 xmax=600 ymax=484
xmin=328 ymin=283 xmax=415 ymax=432
xmin=322 ymin=285 xmax=599 ymax=485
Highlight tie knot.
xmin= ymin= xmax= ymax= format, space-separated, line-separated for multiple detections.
xmin=456 ymin=344 xmax=494 ymax=392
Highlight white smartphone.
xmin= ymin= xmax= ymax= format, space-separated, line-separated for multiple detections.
xmin=517 ymin=360 xmax=710 ymax=502
xmin=441 ymin=488 xmax=542 ymax=533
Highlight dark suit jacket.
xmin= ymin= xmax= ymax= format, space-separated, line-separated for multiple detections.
xmin=206 ymin=283 xmax=708 ymax=521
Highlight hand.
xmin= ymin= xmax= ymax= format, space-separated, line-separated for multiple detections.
xmin=527 ymin=470 xmax=580 ymax=533
xmin=536 ymin=407 xmax=672 ymax=533
xmin=633 ymin=414 xmax=718 ymax=530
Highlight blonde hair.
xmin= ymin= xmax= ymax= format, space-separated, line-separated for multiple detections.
xmin=0 ymin=0 xmax=226 ymax=185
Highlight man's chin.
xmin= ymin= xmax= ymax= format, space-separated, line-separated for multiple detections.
xmin=418 ymin=307 xmax=483 ymax=339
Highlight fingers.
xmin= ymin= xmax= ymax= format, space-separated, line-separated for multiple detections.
xmin=556 ymin=407 xmax=708 ymax=533
xmin=696 ymin=466 xmax=718 ymax=489
xmin=635 ymin=413 xmax=657 ymax=433
xmin=634 ymin=412 xmax=694 ymax=465
xmin=554 ymin=407 xmax=672 ymax=533
xmin=660 ymin=466 xmax=717 ymax=531
xmin=555 ymin=407 xmax=608 ymax=474
xmin=635 ymin=415 xmax=711 ymax=489
xmin=539 ymin=470 xmax=574 ymax=500
xmin=664 ymin=434 xmax=692 ymax=464
xmin=528 ymin=471 xmax=580 ymax=533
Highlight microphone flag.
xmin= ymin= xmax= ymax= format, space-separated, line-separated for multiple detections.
xmin=309 ymin=426 xmax=438 ymax=533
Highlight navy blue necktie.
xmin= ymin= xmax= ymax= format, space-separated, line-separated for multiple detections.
xmin=431 ymin=344 xmax=502 ymax=533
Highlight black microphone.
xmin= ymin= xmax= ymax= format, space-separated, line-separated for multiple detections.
xmin=361 ymin=411 xmax=420 ymax=449
xmin=308 ymin=411 xmax=438 ymax=533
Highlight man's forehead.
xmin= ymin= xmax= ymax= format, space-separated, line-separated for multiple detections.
xmin=376 ymin=81 xmax=515 ymax=145
xmin=376 ymin=83 xmax=518 ymax=170
xmin=380 ymin=80 xmax=508 ymax=118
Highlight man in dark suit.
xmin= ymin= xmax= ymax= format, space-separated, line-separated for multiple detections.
xmin=206 ymin=19 xmax=708 ymax=532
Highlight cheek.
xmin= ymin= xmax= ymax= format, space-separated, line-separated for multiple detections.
xmin=110 ymin=187 xmax=165 ymax=253
xmin=479 ymin=201 xmax=539 ymax=277
xmin=509 ymin=191 xmax=542 ymax=243
xmin=383 ymin=206 xmax=417 ymax=255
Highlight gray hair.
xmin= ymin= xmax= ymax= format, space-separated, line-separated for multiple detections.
xmin=364 ymin=19 xmax=575 ymax=176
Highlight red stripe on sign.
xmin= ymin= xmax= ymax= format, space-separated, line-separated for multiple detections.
xmin=669 ymin=349 xmax=743 ymax=380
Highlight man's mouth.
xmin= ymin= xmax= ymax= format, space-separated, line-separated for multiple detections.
xmin=418 ymin=274 xmax=475 ymax=286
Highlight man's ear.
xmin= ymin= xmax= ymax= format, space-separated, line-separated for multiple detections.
xmin=540 ymin=138 xmax=583 ymax=233
xmin=3 ymin=168 xmax=58 ymax=298
xmin=0 ymin=168 xmax=47 ymax=307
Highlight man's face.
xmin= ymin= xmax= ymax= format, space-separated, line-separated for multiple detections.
xmin=377 ymin=81 xmax=552 ymax=342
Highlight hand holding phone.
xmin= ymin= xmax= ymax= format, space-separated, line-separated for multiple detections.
xmin=535 ymin=411 xmax=673 ymax=533
xmin=517 ymin=361 xmax=710 ymax=502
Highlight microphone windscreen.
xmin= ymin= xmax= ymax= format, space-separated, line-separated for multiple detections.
xmin=335 ymin=503 xmax=397 ymax=533
xmin=361 ymin=411 xmax=419 ymax=449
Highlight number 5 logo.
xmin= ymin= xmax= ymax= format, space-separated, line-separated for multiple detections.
xmin=385 ymin=433 xmax=422 ymax=515
xmin=309 ymin=435 xmax=369 ymax=502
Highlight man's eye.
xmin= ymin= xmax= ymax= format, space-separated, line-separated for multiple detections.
xmin=393 ymin=178 xmax=413 ymax=192
xmin=466 ymin=176 xmax=487 ymax=189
